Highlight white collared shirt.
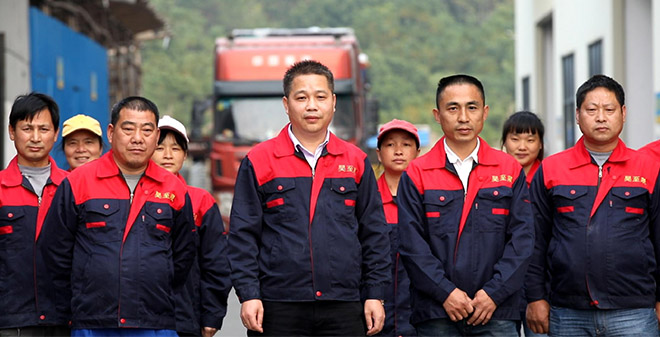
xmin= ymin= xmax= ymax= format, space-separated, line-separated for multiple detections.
xmin=444 ymin=138 xmax=480 ymax=192
xmin=288 ymin=125 xmax=330 ymax=173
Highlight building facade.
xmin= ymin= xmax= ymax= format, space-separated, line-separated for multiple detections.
xmin=515 ymin=0 xmax=659 ymax=154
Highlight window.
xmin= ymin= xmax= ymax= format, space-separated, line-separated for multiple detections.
xmin=522 ymin=76 xmax=530 ymax=110
xmin=562 ymin=54 xmax=575 ymax=149
xmin=588 ymin=40 xmax=602 ymax=76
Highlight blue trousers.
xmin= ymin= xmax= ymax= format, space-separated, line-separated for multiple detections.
xmin=549 ymin=306 xmax=657 ymax=337
xmin=416 ymin=318 xmax=518 ymax=336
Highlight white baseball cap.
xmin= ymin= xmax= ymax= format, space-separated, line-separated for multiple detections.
xmin=158 ymin=115 xmax=189 ymax=143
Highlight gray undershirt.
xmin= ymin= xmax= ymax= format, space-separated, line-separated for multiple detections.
xmin=19 ymin=164 xmax=51 ymax=198
xmin=122 ymin=173 xmax=142 ymax=195
xmin=587 ymin=149 xmax=612 ymax=168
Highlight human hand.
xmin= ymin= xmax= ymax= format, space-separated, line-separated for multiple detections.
xmin=467 ymin=289 xmax=496 ymax=326
xmin=240 ymin=299 xmax=264 ymax=333
xmin=526 ymin=299 xmax=550 ymax=334
xmin=201 ymin=327 xmax=217 ymax=337
xmin=442 ymin=288 xmax=474 ymax=322
xmin=364 ymin=299 xmax=385 ymax=336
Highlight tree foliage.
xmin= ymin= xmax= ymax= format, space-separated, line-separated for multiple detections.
xmin=141 ymin=0 xmax=514 ymax=146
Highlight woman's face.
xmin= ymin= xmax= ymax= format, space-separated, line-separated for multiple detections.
xmin=504 ymin=131 xmax=542 ymax=169
xmin=64 ymin=129 xmax=102 ymax=170
xmin=377 ymin=130 xmax=419 ymax=175
xmin=152 ymin=133 xmax=186 ymax=175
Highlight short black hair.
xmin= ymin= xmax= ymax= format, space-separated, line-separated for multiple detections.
xmin=576 ymin=74 xmax=625 ymax=109
xmin=158 ymin=128 xmax=189 ymax=153
xmin=110 ymin=96 xmax=159 ymax=126
xmin=283 ymin=60 xmax=334 ymax=97
xmin=436 ymin=74 xmax=485 ymax=109
xmin=9 ymin=92 xmax=60 ymax=130
xmin=501 ymin=110 xmax=545 ymax=160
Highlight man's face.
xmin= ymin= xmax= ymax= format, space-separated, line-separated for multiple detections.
xmin=283 ymin=74 xmax=336 ymax=140
xmin=576 ymin=87 xmax=626 ymax=152
xmin=9 ymin=108 xmax=58 ymax=167
xmin=107 ymin=108 xmax=159 ymax=175
xmin=433 ymin=83 xmax=488 ymax=149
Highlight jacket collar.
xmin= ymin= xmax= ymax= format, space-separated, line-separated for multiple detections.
xmin=376 ymin=173 xmax=394 ymax=204
xmin=417 ymin=136 xmax=498 ymax=170
xmin=1 ymin=156 xmax=66 ymax=187
xmin=96 ymin=150 xmax=166 ymax=183
xmin=566 ymin=136 xmax=630 ymax=169
xmin=273 ymin=123 xmax=345 ymax=158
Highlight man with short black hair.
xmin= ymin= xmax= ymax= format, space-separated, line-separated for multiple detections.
xmin=40 ymin=96 xmax=196 ymax=336
xmin=397 ymin=74 xmax=534 ymax=336
xmin=526 ymin=74 xmax=660 ymax=336
xmin=0 ymin=92 xmax=69 ymax=336
xmin=228 ymin=60 xmax=391 ymax=336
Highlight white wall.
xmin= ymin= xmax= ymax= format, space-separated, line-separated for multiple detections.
xmin=0 ymin=0 xmax=30 ymax=167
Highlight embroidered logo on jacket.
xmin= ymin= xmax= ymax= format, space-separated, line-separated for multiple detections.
xmin=338 ymin=165 xmax=357 ymax=174
xmin=624 ymin=175 xmax=647 ymax=185
xmin=154 ymin=191 xmax=176 ymax=202
xmin=491 ymin=174 xmax=513 ymax=183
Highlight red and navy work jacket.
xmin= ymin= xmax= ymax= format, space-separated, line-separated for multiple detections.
xmin=526 ymin=159 xmax=541 ymax=187
xmin=173 ymin=175 xmax=231 ymax=335
xmin=526 ymin=137 xmax=660 ymax=310
xmin=376 ymin=174 xmax=416 ymax=337
xmin=397 ymin=137 xmax=534 ymax=324
xmin=39 ymin=151 xmax=196 ymax=329
xmin=638 ymin=139 xmax=660 ymax=159
xmin=228 ymin=125 xmax=391 ymax=303
xmin=0 ymin=156 xmax=67 ymax=328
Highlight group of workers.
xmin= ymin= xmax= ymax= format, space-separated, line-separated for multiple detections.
xmin=1 ymin=59 xmax=660 ymax=337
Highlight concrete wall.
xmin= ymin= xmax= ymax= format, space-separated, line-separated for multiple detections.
xmin=0 ymin=0 xmax=30 ymax=167
xmin=515 ymin=0 xmax=659 ymax=154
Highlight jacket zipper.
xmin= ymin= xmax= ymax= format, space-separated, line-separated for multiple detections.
xmin=585 ymin=164 xmax=603 ymax=307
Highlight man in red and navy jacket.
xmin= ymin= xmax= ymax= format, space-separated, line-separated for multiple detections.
xmin=39 ymin=97 xmax=195 ymax=335
xmin=0 ymin=93 xmax=70 ymax=336
xmin=525 ymin=75 xmax=660 ymax=336
xmin=397 ymin=75 xmax=534 ymax=336
xmin=228 ymin=60 xmax=391 ymax=336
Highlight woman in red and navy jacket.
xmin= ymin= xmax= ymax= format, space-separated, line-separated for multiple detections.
xmin=374 ymin=119 xmax=421 ymax=337
xmin=152 ymin=115 xmax=231 ymax=337
xmin=397 ymin=137 xmax=534 ymax=327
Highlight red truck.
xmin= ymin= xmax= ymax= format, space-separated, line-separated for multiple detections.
xmin=190 ymin=27 xmax=378 ymax=226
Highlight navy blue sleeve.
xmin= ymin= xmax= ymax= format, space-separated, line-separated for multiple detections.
xmin=199 ymin=203 xmax=231 ymax=329
xmin=228 ymin=157 xmax=263 ymax=302
xmin=356 ymin=157 xmax=392 ymax=300
xmin=38 ymin=178 xmax=77 ymax=317
xmin=397 ymin=171 xmax=457 ymax=303
xmin=482 ymin=168 xmax=534 ymax=305
xmin=649 ymin=169 xmax=660 ymax=302
xmin=525 ymin=165 xmax=553 ymax=302
xmin=172 ymin=193 xmax=196 ymax=287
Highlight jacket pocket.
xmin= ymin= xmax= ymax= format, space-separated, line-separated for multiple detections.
xmin=610 ymin=187 xmax=648 ymax=228
xmin=82 ymin=200 xmax=121 ymax=243
xmin=552 ymin=186 xmax=589 ymax=228
xmin=330 ymin=178 xmax=359 ymax=225
xmin=0 ymin=208 xmax=25 ymax=249
xmin=144 ymin=202 xmax=174 ymax=248
xmin=263 ymin=179 xmax=299 ymax=222
xmin=423 ymin=191 xmax=459 ymax=234
xmin=476 ymin=187 xmax=512 ymax=232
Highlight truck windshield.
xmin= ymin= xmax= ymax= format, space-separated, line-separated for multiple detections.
xmin=215 ymin=96 xmax=356 ymax=143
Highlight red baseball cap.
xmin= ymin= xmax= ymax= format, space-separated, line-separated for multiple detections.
xmin=377 ymin=119 xmax=420 ymax=148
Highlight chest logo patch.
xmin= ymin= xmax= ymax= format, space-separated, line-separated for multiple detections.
xmin=338 ymin=165 xmax=357 ymax=174
xmin=154 ymin=191 xmax=176 ymax=202
xmin=624 ymin=175 xmax=647 ymax=185
xmin=491 ymin=174 xmax=513 ymax=183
